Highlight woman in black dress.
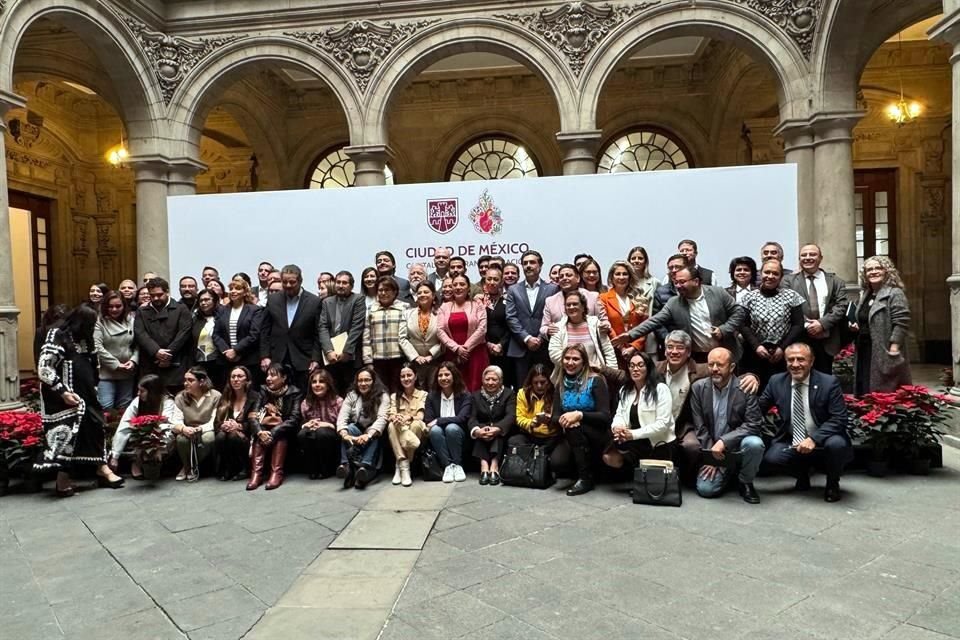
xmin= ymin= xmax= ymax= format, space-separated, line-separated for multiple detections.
xmin=479 ymin=265 xmax=513 ymax=389
xmin=35 ymin=305 xmax=124 ymax=496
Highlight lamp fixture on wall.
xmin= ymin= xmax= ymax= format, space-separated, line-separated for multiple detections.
xmin=107 ymin=128 xmax=129 ymax=167
xmin=886 ymin=31 xmax=922 ymax=126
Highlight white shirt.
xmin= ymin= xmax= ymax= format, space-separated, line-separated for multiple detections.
xmin=663 ymin=364 xmax=691 ymax=419
xmin=804 ymin=269 xmax=828 ymax=319
xmin=257 ymin=288 xmax=268 ymax=307
xmin=687 ymin=292 xmax=716 ymax=352
xmin=791 ymin=375 xmax=816 ymax=436
xmin=524 ymin=279 xmax=540 ymax=310
xmin=440 ymin=392 xmax=456 ymax=419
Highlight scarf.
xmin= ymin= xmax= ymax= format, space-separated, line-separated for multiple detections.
xmin=480 ymin=385 xmax=505 ymax=406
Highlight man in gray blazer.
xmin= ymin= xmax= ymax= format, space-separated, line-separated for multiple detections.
xmin=318 ymin=271 xmax=366 ymax=394
xmin=614 ymin=266 xmax=746 ymax=362
xmin=687 ymin=347 xmax=765 ymax=503
xmin=782 ymin=244 xmax=849 ymax=374
xmin=505 ymin=250 xmax=559 ymax=385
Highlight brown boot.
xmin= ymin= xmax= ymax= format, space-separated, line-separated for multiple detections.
xmin=265 ymin=440 xmax=288 ymax=490
xmin=246 ymin=441 xmax=267 ymax=490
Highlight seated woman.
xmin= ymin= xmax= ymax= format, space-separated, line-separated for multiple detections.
xmin=548 ymin=290 xmax=617 ymax=383
xmin=551 ymin=344 xmax=611 ymax=496
xmin=424 ymin=362 xmax=473 ymax=483
xmin=740 ymin=259 xmax=805 ymax=389
xmin=111 ymin=374 xmax=176 ymax=478
xmin=468 ymin=365 xmax=516 ymax=486
xmin=362 ymin=275 xmax=408 ymax=394
xmin=214 ymin=366 xmax=260 ymax=481
xmin=336 ymin=367 xmax=390 ymax=489
xmin=507 ymin=364 xmax=572 ymax=476
xmin=399 ymin=281 xmax=442 ymax=389
xmin=386 ymin=363 xmax=428 ymax=487
xmin=172 ymin=367 xmax=222 ymax=482
xmin=247 ymin=363 xmax=302 ymax=491
xmin=602 ymin=352 xmax=675 ymax=472
xmin=298 ymin=369 xmax=343 ymax=479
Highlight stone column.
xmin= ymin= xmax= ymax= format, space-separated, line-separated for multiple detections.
xmin=166 ymin=159 xmax=204 ymax=197
xmin=131 ymin=160 xmax=171 ymax=279
xmin=0 ymin=91 xmax=26 ymax=409
xmin=810 ymin=112 xmax=863 ymax=285
xmin=556 ymin=130 xmax=602 ymax=176
xmin=774 ymin=121 xmax=816 ymax=247
xmin=345 ymin=144 xmax=392 ymax=187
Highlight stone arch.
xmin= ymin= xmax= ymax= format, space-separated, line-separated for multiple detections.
xmin=361 ymin=19 xmax=578 ymax=145
xmin=815 ymin=0 xmax=943 ymax=112
xmin=0 ymin=0 xmax=163 ymax=145
xmin=429 ymin=115 xmax=562 ymax=181
xmin=597 ymin=107 xmax=710 ymax=170
xmin=165 ymin=36 xmax=363 ymax=162
xmin=212 ymin=95 xmax=284 ymax=191
xmin=580 ymin=4 xmax=810 ymax=131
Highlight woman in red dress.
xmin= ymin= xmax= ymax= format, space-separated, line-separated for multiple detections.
xmin=437 ymin=274 xmax=488 ymax=391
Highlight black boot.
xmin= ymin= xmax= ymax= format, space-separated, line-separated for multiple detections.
xmin=738 ymin=482 xmax=760 ymax=504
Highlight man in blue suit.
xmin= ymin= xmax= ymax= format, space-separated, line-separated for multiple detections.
xmin=759 ymin=342 xmax=853 ymax=502
xmin=505 ymin=250 xmax=559 ymax=385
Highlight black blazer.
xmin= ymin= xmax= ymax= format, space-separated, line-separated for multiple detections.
xmin=485 ymin=298 xmax=511 ymax=353
xmin=468 ymin=388 xmax=517 ymax=436
xmin=759 ymin=370 xmax=850 ymax=446
xmin=213 ymin=303 xmax=263 ymax=368
xmin=424 ymin=391 xmax=472 ymax=427
xmin=259 ymin=289 xmax=322 ymax=371
xmin=133 ymin=298 xmax=193 ymax=386
xmin=190 ymin=313 xmax=222 ymax=365
xmin=214 ymin=390 xmax=261 ymax=436
xmin=696 ymin=265 xmax=714 ymax=286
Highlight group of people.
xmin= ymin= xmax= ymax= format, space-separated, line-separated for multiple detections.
xmin=34 ymin=239 xmax=912 ymax=504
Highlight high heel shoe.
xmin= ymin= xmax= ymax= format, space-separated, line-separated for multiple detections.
xmin=97 ymin=475 xmax=125 ymax=489
xmin=55 ymin=485 xmax=75 ymax=498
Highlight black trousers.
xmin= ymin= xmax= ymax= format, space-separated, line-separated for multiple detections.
xmin=297 ymin=427 xmax=341 ymax=477
xmin=615 ymin=438 xmax=675 ymax=469
xmin=507 ymin=432 xmax=573 ymax=477
xmin=808 ymin=339 xmax=835 ymax=375
xmin=214 ymin=431 xmax=248 ymax=479
xmin=762 ymin=435 xmax=853 ymax=484
xmin=512 ymin=348 xmax=552 ymax=389
xmin=325 ymin=360 xmax=359 ymax=397
xmin=564 ymin=423 xmax=612 ymax=482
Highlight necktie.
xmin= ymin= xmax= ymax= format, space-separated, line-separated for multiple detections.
xmin=792 ymin=383 xmax=807 ymax=446
xmin=807 ymin=276 xmax=820 ymax=320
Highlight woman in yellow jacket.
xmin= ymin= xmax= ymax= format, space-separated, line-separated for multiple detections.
xmin=504 ymin=364 xmax=573 ymax=477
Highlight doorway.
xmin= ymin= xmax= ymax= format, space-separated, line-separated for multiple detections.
xmin=853 ymin=168 xmax=898 ymax=273
xmin=8 ymin=191 xmax=52 ymax=373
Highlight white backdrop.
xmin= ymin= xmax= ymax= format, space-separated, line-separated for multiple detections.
xmin=168 ymin=165 xmax=797 ymax=287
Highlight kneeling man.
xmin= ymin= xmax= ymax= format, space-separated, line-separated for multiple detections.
xmin=759 ymin=342 xmax=853 ymax=502
xmin=689 ymin=347 xmax=765 ymax=504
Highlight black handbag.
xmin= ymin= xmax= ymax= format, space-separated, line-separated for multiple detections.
xmin=500 ymin=444 xmax=553 ymax=489
xmin=419 ymin=447 xmax=444 ymax=482
xmin=632 ymin=460 xmax=682 ymax=507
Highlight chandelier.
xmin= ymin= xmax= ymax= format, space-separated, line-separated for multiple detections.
xmin=887 ymin=31 xmax=922 ymax=127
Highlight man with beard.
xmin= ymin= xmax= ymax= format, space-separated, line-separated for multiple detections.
xmin=134 ymin=277 xmax=193 ymax=390
xmin=178 ymin=276 xmax=199 ymax=314
xmin=318 ymin=271 xmax=366 ymax=393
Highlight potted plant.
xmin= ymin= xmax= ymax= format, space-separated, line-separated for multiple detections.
xmin=845 ymin=392 xmax=899 ymax=476
xmin=127 ymin=415 xmax=170 ymax=482
xmin=0 ymin=411 xmax=44 ymax=495
xmin=889 ymin=385 xmax=952 ymax=475
xmin=833 ymin=344 xmax=855 ymax=394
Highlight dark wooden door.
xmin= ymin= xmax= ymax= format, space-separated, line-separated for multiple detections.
xmin=853 ymin=169 xmax=897 ymax=273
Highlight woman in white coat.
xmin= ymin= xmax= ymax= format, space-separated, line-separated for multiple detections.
xmin=548 ymin=290 xmax=617 ymax=384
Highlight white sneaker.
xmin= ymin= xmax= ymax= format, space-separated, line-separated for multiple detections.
xmin=399 ymin=460 xmax=412 ymax=487
xmin=442 ymin=464 xmax=455 ymax=483
xmin=392 ymin=467 xmax=402 ymax=485
xmin=453 ymin=464 xmax=466 ymax=482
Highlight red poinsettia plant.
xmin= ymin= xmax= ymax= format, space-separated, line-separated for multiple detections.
xmin=845 ymin=385 xmax=954 ymax=457
xmin=0 ymin=411 xmax=44 ymax=470
xmin=127 ymin=415 xmax=170 ymax=461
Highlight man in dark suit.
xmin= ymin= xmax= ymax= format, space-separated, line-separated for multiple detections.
xmin=759 ymin=342 xmax=853 ymax=502
xmin=134 ymin=277 xmax=193 ymax=390
xmin=259 ymin=264 xmax=322 ymax=392
xmin=615 ymin=266 xmax=746 ymax=362
xmin=375 ymin=250 xmax=411 ymax=302
xmin=688 ymin=347 xmax=765 ymax=503
xmin=505 ymin=249 xmax=559 ymax=385
xmin=318 ymin=270 xmax=366 ymax=394
xmin=782 ymin=244 xmax=849 ymax=374
xmin=677 ymin=239 xmax=713 ymax=285
xmin=251 ymin=261 xmax=274 ymax=306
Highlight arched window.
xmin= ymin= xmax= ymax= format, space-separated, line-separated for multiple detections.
xmin=447 ymin=137 xmax=539 ymax=182
xmin=307 ymin=146 xmax=394 ymax=188
xmin=597 ymin=129 xmax=691 ymax=173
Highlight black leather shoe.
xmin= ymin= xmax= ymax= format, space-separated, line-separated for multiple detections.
xmin=354 ymin=465 xmax=370 ymax=490
xmin=824 ymin=485 xmax=841 ymax=503
xmin=566 ymin=479 xmax=594 ymax=496
xmin=794 ymin=476 xmax=811 ymax=492
xmin=97 ymin=475 xmax=125 ymax=489
xmin=338 ymin=464 xmax=354 ymax=489
xmin=738 ymin=482 xmax=760 ymax=504
xmin=479 ymin=472 xmax=490 ymax=486
xmin=489 ymin=472 xmax=501 ymax=486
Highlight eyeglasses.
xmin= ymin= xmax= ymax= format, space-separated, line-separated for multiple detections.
xmin=628 ymin=363 xmax=646 ymax=370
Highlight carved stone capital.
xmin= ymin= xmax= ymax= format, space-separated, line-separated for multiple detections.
xmin=496 ymin=1 xmax=660 ymax=76
xmin=287 ymin=19 xmax=439 ymax=92
xmin=728 ymin=0 xmax=821 ymax=59
xmin=120 ymin=14 xmax=245 ymax=104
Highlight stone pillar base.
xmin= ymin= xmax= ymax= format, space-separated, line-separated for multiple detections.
xmin=0 ymin=305 xmax=24 ymax=411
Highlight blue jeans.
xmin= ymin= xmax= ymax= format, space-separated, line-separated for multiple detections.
xmin=696 ymin=435 xmax=765 ymax=498
xmin=99 ymin=378 xmax=135 ymax=410
xmin=340 ymin=425 xmax=381 ymax=467
xmin=429 ymin=423 xmax=464 ymax=467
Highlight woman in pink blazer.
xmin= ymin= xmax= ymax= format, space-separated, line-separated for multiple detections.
xmin=437 ymin=275 xmax=489 ymax=391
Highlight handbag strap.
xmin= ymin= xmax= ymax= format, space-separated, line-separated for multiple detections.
xmin=642 ymin=468 xmax=670 ymax=500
